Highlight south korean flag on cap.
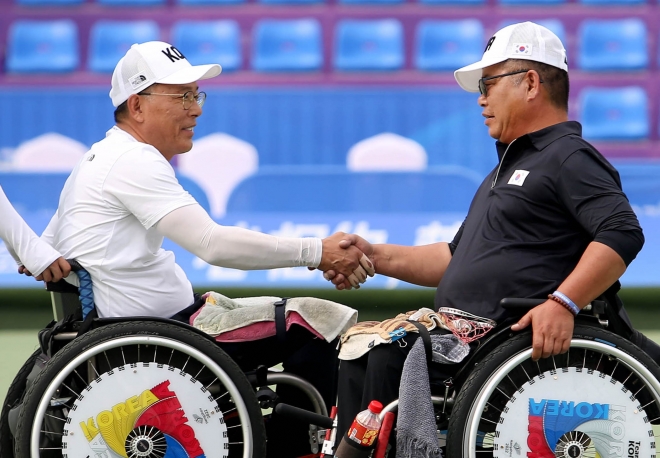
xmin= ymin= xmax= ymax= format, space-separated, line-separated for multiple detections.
xmin=513 ymin=43 xmax=532 ymax=56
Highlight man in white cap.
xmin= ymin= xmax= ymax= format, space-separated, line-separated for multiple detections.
xmin=42 ymin=41 xmax=372 ymax=456
xmin=329 ymin=22 xmax=650 ymax=451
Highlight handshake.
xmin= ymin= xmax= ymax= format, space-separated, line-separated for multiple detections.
xmin=317 ymin=232 xmax=375 ymax=290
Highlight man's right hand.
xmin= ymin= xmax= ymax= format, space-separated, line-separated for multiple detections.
xmin=322 ymin=234 xmax=375 ymax=290
xmin=318 ymin=232 xmax=374 ymax=289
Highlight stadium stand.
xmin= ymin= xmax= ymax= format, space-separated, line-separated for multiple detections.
xmin=172 ymin=21 xmax=242 ymax=71
xmin=88 ymin=21 xmax=160 ymax=73
xmin=252 ymin=19 xmax=323 ymax=71
xmin=6 ymin=20 xmax=79 ymax=73
xmin=2 ymin=3 xmax=660 ymax=287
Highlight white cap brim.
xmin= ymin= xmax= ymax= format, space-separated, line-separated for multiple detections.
xmin=157 ymin=63 xmax=222 ymax=85
xmin=454 ymin=55 xmax=508 ymax=93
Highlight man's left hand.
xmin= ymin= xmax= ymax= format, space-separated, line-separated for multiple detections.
xmin=511 ymin=299 xmax=574 ymax=361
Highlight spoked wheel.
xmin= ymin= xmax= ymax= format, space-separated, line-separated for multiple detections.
xmin=13 ymin=321 xmax=266 ymax=458
xmin=446 ymin=324 xmax=660 ymax=458
xmin=0 ymin=349 xmax=42 ymax=458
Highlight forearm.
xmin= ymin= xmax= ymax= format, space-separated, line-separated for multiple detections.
xmin=155 ymin=204 xmax=322 ymax=270
xmin=371 ymin=242 xmax=451 ymax=287
xmin=555 ymin=241 xmax=627 ymax=308
xmin=0 ymin=187 xmax=60 ymax=275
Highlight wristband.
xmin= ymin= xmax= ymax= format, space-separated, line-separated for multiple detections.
xmin=548 ymin=291 xmax=580 ymax=316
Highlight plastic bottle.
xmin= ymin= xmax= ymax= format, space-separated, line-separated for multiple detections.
xmin=334 ymin=401 xmax=383 ymax=457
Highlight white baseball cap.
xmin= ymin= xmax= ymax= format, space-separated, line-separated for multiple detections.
xmin=110 ymin=41 xmax=222 ymax=107
xmin=454 ymin=21 xmax=568 ymax=93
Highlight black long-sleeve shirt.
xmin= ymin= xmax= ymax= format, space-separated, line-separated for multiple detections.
xmin=435 ymin=121 xmax=644 ymax=322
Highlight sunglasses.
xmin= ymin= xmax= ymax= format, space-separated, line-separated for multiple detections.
xmin=478 ymin=69 xmax=541 ymax=96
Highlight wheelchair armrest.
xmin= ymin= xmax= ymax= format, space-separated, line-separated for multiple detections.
xmin=499 ymin=298 xmax=545 ymax=311
xmin=46 ymin=279 xmax=79 ymax=294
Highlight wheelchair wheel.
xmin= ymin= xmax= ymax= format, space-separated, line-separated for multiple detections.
xmin=13 ymin=321 xmax=267 ymax=458
xmin=446 ymin=323 xmax=660 ymax=458
xmin=1 ymin=349 xmax=41 ymax=458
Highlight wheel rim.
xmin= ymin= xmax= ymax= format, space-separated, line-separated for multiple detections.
xmin=464 ymin=339 xmax=660 ymax=458
xmin=30 ymin=336 xmax=255 ymax=458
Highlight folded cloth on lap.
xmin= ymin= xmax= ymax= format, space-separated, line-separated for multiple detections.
xmin=191 ymin=292 xmax=358 ymax=343
xmin=338 ymin=307 xmax=442 ymax=360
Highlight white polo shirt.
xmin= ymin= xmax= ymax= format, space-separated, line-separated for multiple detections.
xmin=44 ymin=127 xmax=197 ymax=318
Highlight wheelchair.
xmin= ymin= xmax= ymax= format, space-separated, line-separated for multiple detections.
xmin=374 ymin=297 xmax=660 ymax=458
xmin=0 ymin=263 xmax=332 ymax=458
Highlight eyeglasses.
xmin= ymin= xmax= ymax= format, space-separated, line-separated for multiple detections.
xmin=478 ymin=70 xmax=536 ymax=97
xmin=139 ymin=91 xmax=207 ymax=110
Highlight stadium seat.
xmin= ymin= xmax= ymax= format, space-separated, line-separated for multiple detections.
xmin=97 ymin=0 xmax=164 ymax=6
xmin=177 ymin=0 xmax=243 ymax=5
xmin=578 ymin=19 xmax=648 ymax=71
xmin=498 ymin=0 xmax=565 ymax=6
xmin=16 ymin=0 xmax=82 ymax=5
xmin=579 ymin=87 xmax=648 ymax=141
xmin=579 ymin=0 xmax=644 ymax=6
xmin=259 ymin=0 xmax=322 ymax=5
xmin=88 ymin=21 xmax=160 ymax=73
xmin=6 ymin=20 xmax=79 ymax=73
xmin=252 ymin=19 xmax=323 ymax=72
xmin=415 ymin=20 xmax=484 ymax=71
xmin=498 ymin=19 xmax=565 ymax=44
xmin=173 ymin=21 xmax=241 ymax=72
xmin=334 ymin=20 xmax=404 ymax=71
xmin=339 ymin=0 xmax=402 ymax=5
xmin=420 ymin=0 xmax=484 ymax=5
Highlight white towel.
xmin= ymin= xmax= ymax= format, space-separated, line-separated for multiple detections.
xmin=192 ymin=292 xmax=358 ymax=343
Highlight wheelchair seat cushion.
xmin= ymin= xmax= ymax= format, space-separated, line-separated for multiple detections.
xmin=191 ymin=292 xmax=357 ymax=342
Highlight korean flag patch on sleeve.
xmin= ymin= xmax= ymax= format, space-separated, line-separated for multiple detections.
xmin=508 ymin=170 xmax=530 ymax=186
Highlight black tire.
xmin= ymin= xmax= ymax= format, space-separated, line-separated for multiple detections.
xmin=446 ymin=323 xmax=660 ymax=458
xmin=14 ymin=321 xmax=267 ymax=458
xmin=0 ymin=349 xmax=41 ymax=458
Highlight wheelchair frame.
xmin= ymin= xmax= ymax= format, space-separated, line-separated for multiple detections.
xmin=376 ymin=299 xmax=660 ymax=458
xmin=2 ymin=271 xmax=332 ymax=458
